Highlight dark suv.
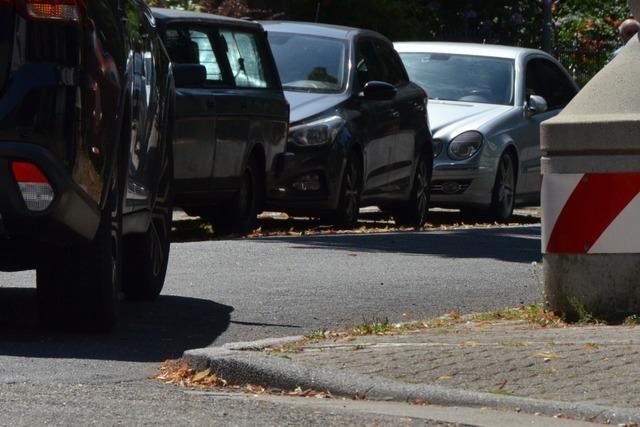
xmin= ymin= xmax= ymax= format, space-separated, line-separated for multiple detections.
xmin=153 ymin=9 xmax=289 ymax=234
xmin=263 ymin=22 xmax=432 ymax=228
xmin=0 ymin=0 xmax=174 ymax=331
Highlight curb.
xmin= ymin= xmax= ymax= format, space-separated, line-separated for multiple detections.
xmin=184 ymin=336 xmax=640 ymax=424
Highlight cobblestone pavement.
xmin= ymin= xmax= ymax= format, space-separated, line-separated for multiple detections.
xmin=283 ymin=321 xmax=640 ymax=409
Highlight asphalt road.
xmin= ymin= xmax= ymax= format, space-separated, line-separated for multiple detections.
xmin=0 ymin=224 xmax=542 ymax=425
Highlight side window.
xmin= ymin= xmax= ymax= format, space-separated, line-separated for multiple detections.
xmin=372 ymin=40 xmax=406 ymax=86
xmin=164 ymin=27 xmax=223 ymax=83
xmin=220 ymin=30 xmax=268 ymax=88
xmin=356 ymin=39 xmax=384 ymax=90
xmin=525 ymin=58 xmax=576 ymax=110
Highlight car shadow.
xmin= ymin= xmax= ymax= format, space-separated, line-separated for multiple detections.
xmin=0 ymin=287 xmax=232 ymax=363
xmin=256 ymin=226 xmax=541 ymax=264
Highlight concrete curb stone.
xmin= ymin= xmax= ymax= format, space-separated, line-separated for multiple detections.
xmin=184 ymin=336 xmax=640 ymax=425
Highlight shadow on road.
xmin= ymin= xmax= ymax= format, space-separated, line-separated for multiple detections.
xmin=0 ymin=287 xmax=232 ymax=362
xmin=257 ymin=226 xmax=541 ymax=264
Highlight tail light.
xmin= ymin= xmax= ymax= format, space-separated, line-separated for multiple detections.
xmin=11 ymin=161 xmax=55 ymax=211
xmin=19 ymin=0 xmax=79 ymax=21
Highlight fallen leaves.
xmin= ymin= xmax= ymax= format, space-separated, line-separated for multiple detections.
xmin=153 ymin=360 xmax=334 ymax=400
xmin=583 ymin=343 xmax=599 ymax=351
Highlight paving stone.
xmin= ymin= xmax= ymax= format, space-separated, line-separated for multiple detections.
xmin=284 ymin=321 xmax=640 ymax=409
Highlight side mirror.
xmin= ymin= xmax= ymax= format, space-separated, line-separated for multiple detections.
xmin=172 ymin=64 xmax=207 ymax=88
xmin=526 ymin=95 xmax=548 ymax=117
xmin=362 ymin=81 xmax=397 ymax=101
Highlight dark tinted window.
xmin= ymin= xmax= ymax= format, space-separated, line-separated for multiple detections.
xmin=356 ymin=39 xmax=385 ymax=90
xmin=525 ymin=58 xmax=576 ymax=110
xmin=372 ymin=40 xmax=406 ymax=85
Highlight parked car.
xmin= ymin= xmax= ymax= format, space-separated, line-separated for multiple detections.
xmin=0 ymin=0 xmax=174 ymax=331
xmin=263 ymin=22 xmax=432 ymax=228
xmin=395 ymin=42 xmax=579 ymax=220
xmin=152 ymin=9 xmax=289 ymax=234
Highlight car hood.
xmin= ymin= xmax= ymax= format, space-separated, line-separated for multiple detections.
xmin=428 ymin=100 xmax=512 ymax=137
xmin=285 ymin=91 xmax=350 ymax=125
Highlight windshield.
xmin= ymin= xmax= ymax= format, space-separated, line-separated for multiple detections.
xmin=267 ymin=32 xmax=347 ymax=93
xmin=399 ymin=53 xmax=515 ymax=106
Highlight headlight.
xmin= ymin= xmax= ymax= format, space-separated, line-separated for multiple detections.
xmin=448 ymin=131 xmax=483 ymax=160
xmin=289 ymin=115 xmax=346 ymax=147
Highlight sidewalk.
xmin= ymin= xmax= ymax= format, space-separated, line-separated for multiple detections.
xmin=183 ymin=315 xmax=640 ymax=424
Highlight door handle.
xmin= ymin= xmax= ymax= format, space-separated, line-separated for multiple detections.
xmin=391 ymin=110 xmax=400 ymax=119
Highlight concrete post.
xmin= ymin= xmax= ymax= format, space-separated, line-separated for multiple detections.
xmin=540 ymin=1 xmax=640 ymax=320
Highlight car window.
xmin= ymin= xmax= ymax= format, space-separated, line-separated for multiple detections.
xmin=356 ymin=39 xmax=386 ymax=90
xmin=220 ymin=30 xmax=268 ymax=89
xmin=164 ymin=26 xmax=224 ymax=83
xmin=268 ymin=32 xmax=347 ymax=93
xmin=525 ymin=58 xmax=576 ymax=110
xmin=399 ymin=53 xmax=515 ymax=106
xmin=372 ymin=40 xmax=406 ymax=86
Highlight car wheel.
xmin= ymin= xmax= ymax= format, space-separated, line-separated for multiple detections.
xmin=122 ymin=120 xmax=173 ymax=301
xmin=330 ymin=152 xmax=362 ymax=228
xmin=36 ymin=156 xmax=123 ymax=332
xmin=213 ymin=157 xmax=261 ymax=235
xmin=391 ymin=154 xmax=432 ymax=229
xmin=489 ymin=151 xmax=516 ymax=221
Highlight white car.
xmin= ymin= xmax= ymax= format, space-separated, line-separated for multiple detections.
xmin=395 ymin=42 xmax=579 ymax=220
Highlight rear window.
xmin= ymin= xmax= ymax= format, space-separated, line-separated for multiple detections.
xmin=164 ymin=26 xmax=224 ymax=84
xmin=220 ymin=30 xmax=269 ymax=89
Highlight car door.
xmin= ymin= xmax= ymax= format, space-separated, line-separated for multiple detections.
xmin=519 ymin=56 xmax=577 ymax=195
xmin=371 ymin=38 xmax=422 ymax=195
xmin=163 ymin=24 xmax=226 ymax=191
xmin=214 ymin=28 xmax=287 ymax=188
xmin=354 ymin=37 xmax=401 ymax=197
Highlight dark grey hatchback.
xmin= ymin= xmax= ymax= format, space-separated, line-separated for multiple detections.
xmin=263 ymin=22 xmax=433 ymax=228
xmin=153 ymin=9 xmax=289 ymax=233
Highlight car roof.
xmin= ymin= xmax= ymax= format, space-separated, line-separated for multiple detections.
xmin=261 ymin=21 xmax=383 ymax=41
xmin=394 ymin=42 xmax=544 ymax=60
xmin=151 ymin=8 xmax=262 ymax=31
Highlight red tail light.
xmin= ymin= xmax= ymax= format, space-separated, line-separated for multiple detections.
xmin=11 ymin=161 xmax=55 ymax=211
xmin=19 ymin=0 xmax=79 ymax=21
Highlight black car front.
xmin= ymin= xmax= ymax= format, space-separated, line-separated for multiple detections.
xmin=264 ymin=27 xmax=354 ymax=214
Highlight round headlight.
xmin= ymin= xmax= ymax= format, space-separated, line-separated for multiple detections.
xmin=448 ymin=131 xmax=483 ymax=160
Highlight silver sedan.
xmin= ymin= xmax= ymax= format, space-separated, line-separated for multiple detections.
xmin=395 ymin=42 xmax=579 ymax=220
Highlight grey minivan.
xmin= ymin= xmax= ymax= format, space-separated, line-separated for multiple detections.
xmin=153 ymin=9 xmax=289 ymax=233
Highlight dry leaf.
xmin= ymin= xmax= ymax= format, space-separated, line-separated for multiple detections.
xmin=354 ymin=391 xmax=367 ymax=400
xmin=583 ymin=343 xmax=599 ymax=351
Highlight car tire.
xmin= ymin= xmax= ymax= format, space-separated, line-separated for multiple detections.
xmin=36 ymin=156 xmax=123 ymax=332
xmin=329 ymin=152 xmax=362 ymax=228
xmin=213 ymin=157 xmax=261 ymax=235
xmin=391 ymin=153 xmax=432 ymax=229
xmin=122 ymin=117 xmax=173 ymax=301
xmin=488 ymin=151 xmax=516 ymax=221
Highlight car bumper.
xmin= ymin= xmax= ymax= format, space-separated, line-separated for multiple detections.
xmin=266 ymin=143 xmax=346 ymax=214
xmin=430 ymin=162 xmax=495 ymax=208
xmin=0 ymin=142 xmax=101 ymax=247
